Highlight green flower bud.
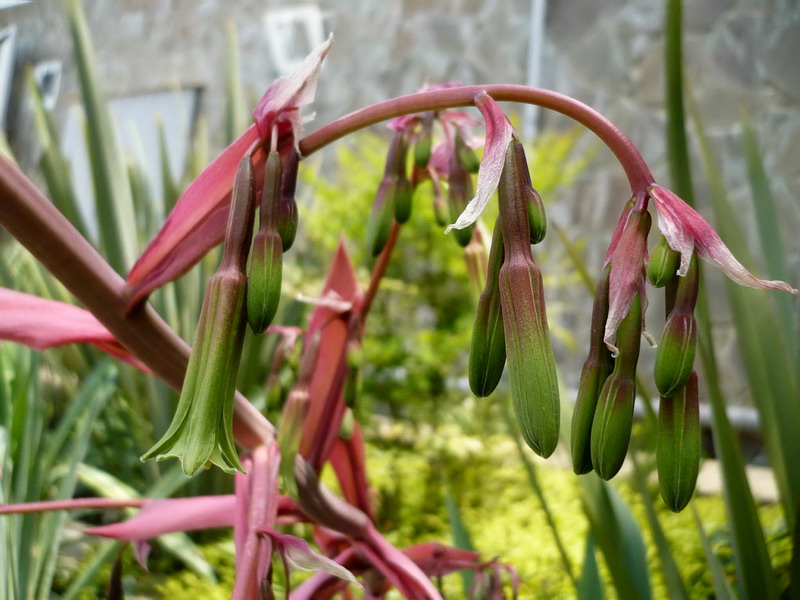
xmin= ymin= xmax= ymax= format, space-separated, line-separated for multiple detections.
xmin=526 ymin=187 xmax=547 ymax=245
xmin=247 ymin=229 xmax=282 ymax=333
xmin=448 ymin=136 xmax=475 ymax=247
xmin=657 ymin=371 xmax=700 ymax=512
xmin=277 ymin=146 xmax=300 ymax=251
xmin=571 ymin=266 xmax=614 ymax=474
xmin=432 ymin=179 xmax=449 ymax=228
xmin=394 ymin=170 xmax=413 ymax=224
xmin=654 ymin=254 xmax=699 ymax=397
xmin=367 ymin=133 xmax=408 ymax=256
xmin=457 ymin=138 xmax=481 ymax=173
xmin=648 ymin=235 xmax=680 ymax=287
xmin=509 ymin=141 xmax=546 ymax=244
xmin=141 ymin=156 xmax=256 ymax=475
xmin=590 ymin=293 xmax=642 ymax=480
xmin=413 ymin=114 xmax=433 ymax=169
xmin=469 ymin=222 xmax=506 ymax=397
xmin=497 ymin=141 xmax=560 ymax=457
xmin=247 ymin=151 xmax=283 ymax=334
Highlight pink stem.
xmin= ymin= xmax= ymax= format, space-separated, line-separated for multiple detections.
xmin=300 ymin=84 xmax=654 ymax=193
xmin=0 ymin=498 xmax=147 ymax=515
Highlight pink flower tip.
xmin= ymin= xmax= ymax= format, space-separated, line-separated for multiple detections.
xmin=648 ymin=185 xmax=797 ymax=295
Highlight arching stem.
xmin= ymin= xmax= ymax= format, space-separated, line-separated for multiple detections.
xmin=300 ymin=85 xmax=655 ymax=195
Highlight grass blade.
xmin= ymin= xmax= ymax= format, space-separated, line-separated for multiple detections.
xmin=740 ymin=113 xmax=797 ymax=362
xmin=65 ymin=0 xmax=138 ymax=273
xmin=577 ymin=533 xmax=604 ymax=600
xmin=692 ymin=506 xmax=737 ymax=600
xmin=443 ymin=483 xmax=476 ymax=596
xmin=630 ymin=454 xmax=690 ymax=600
xmin=579 ymin=475 xmax=651 ymax=600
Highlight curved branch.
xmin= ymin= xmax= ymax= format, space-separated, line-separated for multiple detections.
xmin=0 ymin=155 xmax=274 ymax=449
xmin=300 ymin=84 xmax=654 ymax=193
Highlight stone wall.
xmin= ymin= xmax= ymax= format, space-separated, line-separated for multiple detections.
xmin=1 ymin=0 xmax=797 ymax=404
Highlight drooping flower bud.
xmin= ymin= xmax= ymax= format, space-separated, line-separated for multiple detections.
xmin=647 ymin=235 xmax=680 ymax=287
xmin=366 ymin=132 xmax=405 ymax=256
xmin=468 ymin=221 xmax=506 ymax=397
xmin=457 ymin=138 xmax=481 ymax=173
xmin=570 ymin=265 xmax=614 ymax=474
xmin=413 ymin=113 xmax=434 ymax=169
xmin=510 ymin=141 xmax=546 ymax=244
xmin=141 ymin=156 xmax=256 ymax=475
xmin=448 ymin=134 xmax=476 ymax=247
xmin=394 ymin=159 xmax=414 ymax=225
xmin=590 ymin=292 xmax=643 ymax=480
xmin=497 ymin=139 xmax=560 ymax=457
xmin=277 ymin=144 xmax=300 ymax=251
xmin=654 ymin=253 xmax=699 ymax=397
xmin=657 ymin=371 xmax=700 ymax=512
xmin=247 ymin=150 xmax=284 ymax=334
xmin=464 ymin=226 xmax=489 ymax=297
xmin=431 ymin=174 xmax=449 ymax=228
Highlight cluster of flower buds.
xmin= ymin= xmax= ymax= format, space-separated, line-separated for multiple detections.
xmin=468 ymin=138 xmax=558 ymax=458
xmin=568 ymin=182 xmax=796 ymax=510
xmin=366 ymin=131 xmax=412 ymax=256
xmin=142 ymin=140 xmax=301 ymax=476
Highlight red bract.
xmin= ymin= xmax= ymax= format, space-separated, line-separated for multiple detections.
xmin=0 ymin=287 xmax=145 ymax=370
xmin=125 ymin=36 xmax=333 ymax=310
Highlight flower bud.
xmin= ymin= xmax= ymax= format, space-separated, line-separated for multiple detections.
xmin=394 ymin=170 xmax=413 ymax=225
xmin=413 ymin=114 xmax=433 ymax=169
xmin=365 ymin=177 xmax=396 ymax=257
xmin=571 ymin=266 xmax=614 ymax=474
xmin=499 ymin=258 xmax=560 ymax=457
xmin=526 ymin=187 xmax=547 ymax=245
xmin=510 ymin=141 xmax=546 ymax=244
xmin=468 ymin=222 xmax=506 ymax=397
xmin=590 ymin=292 xmax=642 ymax=480
xmin=497 ymin=140 xmax=560 ymax=457
xmin=448 ymin=135 xmax=475 ymax=247
xmin=457 ymin=138 xmax=481 ymax=173
xmin=432 ymin=177 xmax=449 ymax=227
xmin=654 ymin=254 xmax=699 ymax=397
xmin=247 ymin=151 xmax=283 ymax=334
xmin=647 ymin=235 xmax=680 ymax=287
xmin=142 ymin=156 xmax=255 ymax=475
xmin=277 ymin=145 xmax=300 ymax=251
xmin=657 ymin=371 xmax=700 ymax=512
xmin=366 ymin=133 xmax=406 ymax=256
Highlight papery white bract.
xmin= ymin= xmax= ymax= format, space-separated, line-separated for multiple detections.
xmin=649 ymin=185 xmax=797 ymax=294
xmin=445 ymin=92 xmax=513 ymax=233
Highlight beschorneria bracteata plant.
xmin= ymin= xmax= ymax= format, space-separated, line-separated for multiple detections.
xmin=0 ymin=32 xmax=796 ymax=598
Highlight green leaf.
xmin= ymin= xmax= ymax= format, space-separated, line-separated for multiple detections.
xmin=443 ymin=484 xmax=476 ymax=596
xmin=66 ymin=0 xmax=139 ymax=273
xmin=579 ymin=475 xmax=651 ymax=600
xmin=690 ymin=89 xmax=799 ymax=536
xmin=630 ymin=455 xmax=690 ymax=600
xmin=577 ymin=533 xmax=604 ymax=600
xmin=692 ymin=506 xmax=737 ymax=600
xmin=740 ymin=112 xmax=797 ymax=362
xmin=26 ymin=67 xmax=90 ymax=238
